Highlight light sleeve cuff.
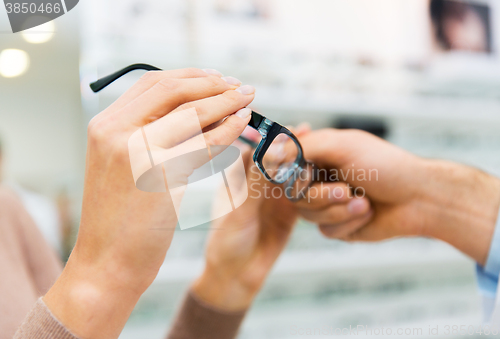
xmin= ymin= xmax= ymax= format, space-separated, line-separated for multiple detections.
xmin=14 ymin=298 xmax=79 ymax=339
xmin=483 ymin=207 xmax=500 ymax=277
xmin=476 ymin=207 xmax=500 ymax=321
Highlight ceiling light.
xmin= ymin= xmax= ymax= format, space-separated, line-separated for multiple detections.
xmin=0 ymin=49 xmax=30 ymax=78
xmin=22 ymin=21 xmax=55 ymax=44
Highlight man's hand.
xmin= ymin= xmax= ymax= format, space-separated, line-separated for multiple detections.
xmin=298 ymin=128 xmax=500 ymax=265
xmin=44 ymin=69 xmax=255 ymax=339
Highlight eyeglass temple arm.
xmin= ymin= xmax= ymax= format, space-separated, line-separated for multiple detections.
xmin=89 ymin=64 xmax=265 ymax=143
xmin=89 ymin=63 xmax=162 ymax=93
xmin=248 ymin=111 xmax=264 ymax=130
xmin=237 ymin=110 xmax=265 ymax=147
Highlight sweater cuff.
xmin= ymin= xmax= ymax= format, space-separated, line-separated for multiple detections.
xmin=14 ymin=298 xmax=79 ymax=339
xmin=167 ymin=289 xmax=247 ymax=339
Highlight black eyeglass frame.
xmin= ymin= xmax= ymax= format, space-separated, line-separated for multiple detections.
xmin=89 ymin=63 xmax=315 ymax=199
xmin=245 ymin=111 xmax=309 ymax=185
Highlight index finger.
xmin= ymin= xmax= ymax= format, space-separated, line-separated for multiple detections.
xmin=102 ymin=68 xmax=213 ymax=116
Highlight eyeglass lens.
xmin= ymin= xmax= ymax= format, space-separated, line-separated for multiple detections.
xmin=262 ymin=133 xmax=300 ymax=184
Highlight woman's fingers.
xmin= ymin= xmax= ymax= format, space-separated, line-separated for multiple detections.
xmin=104 ymin=68 xmax=215 ymax=114
xmin=171 ymin=86 xmax=256 ymax=128
xmin=158 ymin=109 xmax=252 ymax=170
xmin=118 ymin=75 xmax=240 ymax=126
xmin=203 ymin=109 xmax=252 ymax=150
xmin=144 ymin=99 xmax=253 ymax=154
xmin=299 ymin=197 xmax=371 ymax=225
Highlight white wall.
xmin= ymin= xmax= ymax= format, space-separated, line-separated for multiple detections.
xmin=0 ymin=9 xmax=85 ymax=196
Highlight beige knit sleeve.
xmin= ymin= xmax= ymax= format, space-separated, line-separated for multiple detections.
xmin=13 ymin=298 xmax=79 ymax=339
xmin=166 ymin=290 xmax=247 ymax=339
xmin=14 ymin=290 xmax=246 ymax=339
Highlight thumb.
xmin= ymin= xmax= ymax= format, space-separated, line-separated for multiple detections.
xmin=299 ymin=129 xmax=360 ymax=170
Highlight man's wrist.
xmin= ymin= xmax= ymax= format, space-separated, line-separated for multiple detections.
xmin=191 ymin=268 xmax=259 ymax=312
xmin=417 ymin=159 xmax=500 ymax=265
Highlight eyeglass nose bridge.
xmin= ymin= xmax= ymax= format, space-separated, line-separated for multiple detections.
xmin=256 ymin=118 xmax=274 ymax=138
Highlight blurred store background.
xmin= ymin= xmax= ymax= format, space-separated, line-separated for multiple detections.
xmin=2 ymin=0 xmax=500 ymax=337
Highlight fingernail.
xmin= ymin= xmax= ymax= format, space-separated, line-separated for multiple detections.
xmin=235 ymin=107 xmax=252 ymax=119
xmin=235 ymin=85 xmax=255 ymax=95
xmin=347 ymin=198 xmax=369 ymax=215
xmin=202 ymin=69 xmax=223 ymax=77
xmin=222 ymin=76 xmax=242 ymax=86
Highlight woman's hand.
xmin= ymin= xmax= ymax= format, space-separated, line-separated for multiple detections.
xmin=44 ymin=69 xmax=256 ymax=339
xmin=191 ymin=125 xmax=366 ymax=311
